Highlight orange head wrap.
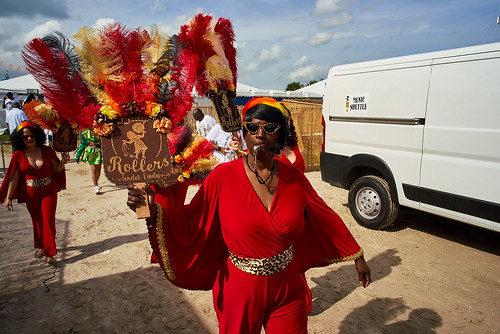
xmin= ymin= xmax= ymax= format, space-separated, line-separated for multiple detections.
xmin=16 ymin=121 xmax=37 ymax=132
xmin=241 ymin=97 xmax=289 ymax=121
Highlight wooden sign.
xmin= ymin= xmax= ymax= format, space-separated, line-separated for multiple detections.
xmin=101 ymin=116 xmax=181 ymax=187
xmin=209 ymin=89 xmax=241 ymax=133
xmin=52 ymin=121 xmax=77 ymax=152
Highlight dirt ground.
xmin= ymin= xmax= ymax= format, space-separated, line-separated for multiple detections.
xmin=0 ymin=158 xmax=499 ymax=333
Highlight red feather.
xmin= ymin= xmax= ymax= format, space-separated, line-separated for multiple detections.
xmin=166 ymin=45 xmax=198 ymax=126
xmin=179 ymin=13 xmax=216 ymax=96
xmin=22 ymin=38 xmax=100 ymax=128
xmin=215 ymin=17 xmax=237 ymax=88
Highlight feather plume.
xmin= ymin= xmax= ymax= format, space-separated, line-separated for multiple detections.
xmin=22 ymin=38 xmax=101 ymax=129
xmin=22 ymin=101 xmax=58 ymax=129
xmin=214 ymin=17 xmax=237 ymax=89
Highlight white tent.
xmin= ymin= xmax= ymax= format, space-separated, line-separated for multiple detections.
xmin=0 ymin=74 xmax=41 ymax=95
xmin=296 ymin=79 xmax=326 ymax=97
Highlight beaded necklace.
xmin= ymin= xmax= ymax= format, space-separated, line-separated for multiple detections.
xmin=246 ymin=156 xmax=275 ymax=185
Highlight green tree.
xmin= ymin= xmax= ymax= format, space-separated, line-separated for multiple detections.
xmin=286 ymin=82 xmax=302 ymax=91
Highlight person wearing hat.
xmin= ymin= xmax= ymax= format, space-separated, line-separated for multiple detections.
xmin=0 ymin=121 xmax=67 ymax=264
xmin=126 ymin=97 xmax=371 ymax=333
xmin=5 ymin=101 xmax=28 ymax=135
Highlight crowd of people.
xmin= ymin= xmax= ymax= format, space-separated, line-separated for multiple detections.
xmin=1 ymin=94 xmax=371 ymax=333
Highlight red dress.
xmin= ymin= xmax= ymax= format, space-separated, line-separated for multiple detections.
xmin=147 ymin=159 xmax=362 ymax=333
xmin=0 ymin=146 xmax=66 ymax=257
xmin=276 ymin=145 xmax=306 ymax=173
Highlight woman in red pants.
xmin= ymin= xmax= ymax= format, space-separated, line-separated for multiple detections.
xmin=0 ymin=121 xmax=67 ymax=264
xmin=127 ymin=98 xmax=371 ymax=333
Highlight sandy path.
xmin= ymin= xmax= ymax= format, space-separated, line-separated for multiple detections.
xmin=0 ymin=159 xmax=499 ymax=333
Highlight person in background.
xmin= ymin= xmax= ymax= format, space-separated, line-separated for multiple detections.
xmin=193 ymin=108 xmax=217 ymax=137
xmin=6 ymin=101 xmax=28 ymax=135
xmin=206 ymin=123 xmax=245 ymax=164
xmin=75 ymin=128 xmax=103 ymax=194
xmin=24 ymin=93 xmax=37 ymax=105
xmin=3 ymin=92 xmax=19 ymax=113
xmin=126 ymin=97 xmax=371 ymax=333
xmin=275 ymin=102 xmax=305 ymax=173
xmin=0 ymin=121 xmax=67 ymax=264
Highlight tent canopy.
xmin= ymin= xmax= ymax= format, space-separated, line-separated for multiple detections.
xmin=0 ymin=74 xmax=324 ymax=99
xmin=0 ymin=74 xmax=40 ymax=95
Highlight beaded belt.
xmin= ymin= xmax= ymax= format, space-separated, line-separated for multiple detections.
xmin=228 ymin=244 xmax=294 ymax=276
xmin=26 ymin=176 xmax=52 ymax=188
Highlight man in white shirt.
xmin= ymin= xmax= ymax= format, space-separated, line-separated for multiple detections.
xmin=193 ymin=108 xmax=217 ymax=137
xmin=3 ymin=92 xmax=20 ymax=114
xmin=6 ymin=101 xmax=28 ymax=134
xmin=206 ymin=123 xmax=245 ymax=164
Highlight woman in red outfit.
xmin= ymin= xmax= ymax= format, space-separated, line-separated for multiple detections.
xmin=275 ymin=102 xmax=306 ymax=173
xmin=0 ymin=121 xmax=67 ymax=264
xmin=126 ymin=98 xmax=371 ymax=333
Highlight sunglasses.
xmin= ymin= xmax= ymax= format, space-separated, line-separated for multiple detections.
xmin=21 ymin=135 xmax=35 ymax=140
xmin=243 ymin=122 xmax=281 ymax=135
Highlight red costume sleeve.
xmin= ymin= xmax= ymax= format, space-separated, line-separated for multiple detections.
xmin=148 ymin=172 xmax=225 ymax=290
xmin=294 ymin=169 xmax=363 ymax=272
xmin=0 ymin=151 xmax=26 ymax=203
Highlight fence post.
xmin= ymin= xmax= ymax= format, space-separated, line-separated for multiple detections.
xmin=0 ymin=138 xmax=5 ymax=176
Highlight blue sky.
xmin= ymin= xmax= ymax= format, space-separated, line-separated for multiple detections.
xmin=1 ymin=0 xmax=499 ymax=90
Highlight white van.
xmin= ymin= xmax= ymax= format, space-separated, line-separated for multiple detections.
xmin=320 ymin=42 xmax=500 ymax=232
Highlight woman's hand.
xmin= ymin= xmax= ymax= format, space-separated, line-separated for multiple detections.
xmin=4 ymin=198 xmax=13 ymax=211
xmin=126 ymin=184 xmax=155 ymax=213
xmin=355 ymin=256 xmax=371 ymax=288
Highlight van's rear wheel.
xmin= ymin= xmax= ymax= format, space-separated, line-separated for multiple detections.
xmin=348 ymin=175 xmax=398 ymax=229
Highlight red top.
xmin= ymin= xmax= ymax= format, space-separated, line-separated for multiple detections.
xmin=148 ymin=159 xmax=362 ymax=290
xmin=0 ymin=146 xmax=66 ymax=203
xmin=275 ymin=145 xmax=306 ymax=172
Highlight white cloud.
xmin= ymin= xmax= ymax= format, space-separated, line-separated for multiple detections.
xmin=411 ymin=23 xmax=430 ymax=34
xmin=313 ymin=0 xmax=356 ymax=16
xmin=308 ymin=32 xmax=332 ymax=46
xmin=259 ymin=44 xmax=286 ymax=62
xmin=24 ymin=20 xmax=62 ymax=42
xmin=294 ymin=56 xmax=309 ymax=67
xmin=93 ymin=18 xmax=116 ymax=29
xmin=150 ymin=0 xmax=165 ymax=12
xmin=288 ymin=63 xmax=325 ymax=82
xmin=285 ymin=36 xmax=307 ymax=43
xmin=319 ymin=13 xmax=353 ymax=28
xmin=235 ymin=41 xmax=248 ymax=50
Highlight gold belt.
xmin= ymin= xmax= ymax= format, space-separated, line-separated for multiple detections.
xmin=26 ymin=176 xmax=52 ymax=188
xmin=228 ymin=244 xmax=294 ymax=276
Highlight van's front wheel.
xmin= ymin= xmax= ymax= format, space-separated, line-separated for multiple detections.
xmin=348 ymin=175 xmax=398 ymax=229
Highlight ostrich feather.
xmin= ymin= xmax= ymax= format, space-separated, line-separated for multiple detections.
xmin=22 ymin=37 xmax=101 ymax=128
xmin=214 ymin=17 xmax=237 ymax=89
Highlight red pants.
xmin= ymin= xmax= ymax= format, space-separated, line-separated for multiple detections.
xmin=25 ymin=182 xmax=58 ymax=257
xmin=213 ymin=255 xmax=309 ymax=334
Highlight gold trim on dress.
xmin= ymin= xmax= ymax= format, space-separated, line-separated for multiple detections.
xmin=325 ymin=248 xmax=364 ymax=264
xmin=26 ymin=176 xmax=52 ymax=188
xmin=155 ymin=203 xmax=176 ymax=281
xmin=228 ymin=244 xmax=294 ymax=276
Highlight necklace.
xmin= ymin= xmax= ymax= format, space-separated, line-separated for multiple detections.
xmin=246 ymin=157 xmax=274 ymax=185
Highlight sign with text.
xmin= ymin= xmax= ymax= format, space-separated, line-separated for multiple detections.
xmin=345 ymin=93 xmax=369 ymax=114
xmin=52 ymin=122 xmax=77 ymax=152
xmin=209 ymin=89 xmax=241 ymax=133
xmin=101 ymin=116 xmax=180 ymax=186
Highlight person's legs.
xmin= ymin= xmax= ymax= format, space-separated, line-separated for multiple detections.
xmin=40 ymin=191 xmax=58 ymax=259
xmin=26 ymin=198 xmax=43 ymax=250
xmin=91 ymin=164 xmax=102 ymax=193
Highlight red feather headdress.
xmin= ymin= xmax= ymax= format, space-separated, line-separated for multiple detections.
xmin=22 ymin=14 xmax=237 ymax=182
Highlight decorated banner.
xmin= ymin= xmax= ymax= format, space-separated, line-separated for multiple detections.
xmin=209 ymin=89 xmax=241 ymax=133
xmin=101 ymin=116 xmax=180 ymax=186
xmin=52 ymin=121 xmax=78 ymax=152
